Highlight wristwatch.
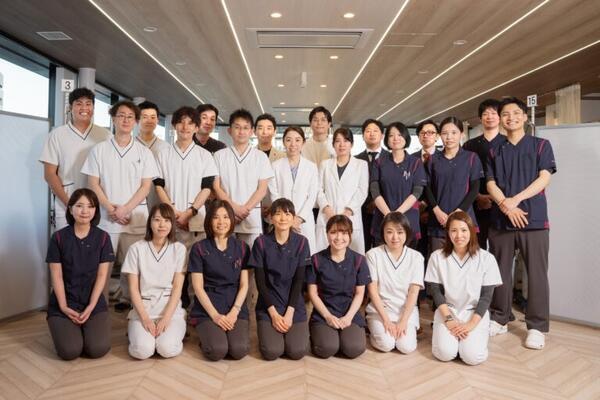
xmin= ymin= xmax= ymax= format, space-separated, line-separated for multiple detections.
xmin=189 ymin=205 xmax=198 ymax=216
xmin=444 ymin=314 xmax=454 ymax=323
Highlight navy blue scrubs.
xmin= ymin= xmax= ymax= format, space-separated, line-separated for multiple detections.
xmin=426 ymin=148 xmax=484 ymax=237
xmin=46 ymin=225 xmax=114 ymax=319
xmin=307 ymin=248 xmax=371 ymax=327
xmin=370 ymin=151 xmax=427 ymax=243
xmin=188 ymin=237 xmax=251 ymax=321
xmin=249 ymin=231 xmax=311 ymax=323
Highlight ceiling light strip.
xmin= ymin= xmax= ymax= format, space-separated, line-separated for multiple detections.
xmin=415 ymin=38 xmax=600 ymax=123
xmin=331 ymin=0 xmax=411 ymax=116
xmin=87 ymin=0 xmax=219 ymax=117
xmin=221 ymin=0 xmax=265 ymax=113
xmin=377 ymin=0 xmax=550 ymax=120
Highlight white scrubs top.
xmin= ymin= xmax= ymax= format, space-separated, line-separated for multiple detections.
xmin=121 ymin=240 xmax=186 ymax=320
xmin=81 ymin=137 xmax=159 ymax=234
xmin=39 ymin=122 xmax=111 ymax=223
xmin=366 ymin=245 xmax=424 ymax=321
xmin=136 ymin=135 xmax=169 ymax=210
xmin=425 ymin=249 xmax=502 ymax=316
xmin=214 ymin=146 xmax=274 ymax=234
xmin=156 ymin=142 xmax=218 ymax=232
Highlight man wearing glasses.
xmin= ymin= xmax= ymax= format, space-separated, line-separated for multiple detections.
xmin=82 ymin=100 xmax=159 ymax=298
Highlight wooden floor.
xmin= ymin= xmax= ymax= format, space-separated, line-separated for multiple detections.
xmin=0 ymin=306 xmax=598 ymax=400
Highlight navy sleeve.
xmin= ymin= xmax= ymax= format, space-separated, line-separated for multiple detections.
xmin=298 ymin=237 xmax=312 ymax=267
xmin=413 ymin=158 xmax=428 ymax=187
xmin=99 ymin=232 xmax=115 ymax=263
xmin=46 ymin=232 xmax=61 ymax=263
xmin=306 ymin=255 xmax=319 ymax=284
xmin=485 ymin=148 xmax=498 ymax=181
xmin=188 ymin=242 xmax=205 ymax=273
xmin=247 ymin=236 xmax=265 ymax=269
xmin=355 ymin=255 xmax=371 ymax=286
xmin=240 ymin=241 xmax=252 ymax=269
xmin=537 ymin=139 xmax=557 ymax=174
xmin=255 ymin=266 xmax=275 ymax=308
xmin=469 ymin=152 xmax=485 ymax=181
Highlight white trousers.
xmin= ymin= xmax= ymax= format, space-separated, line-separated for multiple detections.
xmin=432 ymin=308 xmax=490 ymax=366
xmin=128 ymin=314 xmax=187 ymax=360
xmin=367 ymin=308 xmax=419 ymax=354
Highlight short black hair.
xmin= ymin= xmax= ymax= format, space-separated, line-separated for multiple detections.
xmin=416 ymin=119 xmax=438 ymax=135
xmin=282 ymin=126 xmax=306 ymax=142
xmin=139 ymin=101 xmax=160 ymax=116
xmin=269 ymin=198 xmax=296 ymax=216
xmin=380 ymin=211 xmax=412 ymax=246
xmin=499 ymin=97 xmax=527 ymax=114
xmin=384 ymin=121 xmax=411 ymax=149
xmin=361 ymin=118 xmax=384 ymax=135
xmin=145 ymin=204 xmax=176 ymax=242
xmin=109 ymin=100 xmax=140 ymax=121
xmin=66 ymin=188 xmax=101 ymax=226
xmin=68 ymin=87 xmax=95 ymax=106
xmin=309 ymin=106 xmax=332 ymax=124
xmin=439 ymin=116 xmax=464 ymax=133
xmin=478 ymin=99 xmax=500 ymax=119
xmin=204 ymin=200 xmax=236 ymax=238
xmin=172 ymin=106 xmax=199 ymax=126
xmin=229 ymin=108 xmax=254 ymax=126
xmin=255 ymin=113 xmax=277 ymax=129
xmin=332 ymin=127 xmax=354 ymax=145
xmin=196 ymin=103 xmax=219 ymax=119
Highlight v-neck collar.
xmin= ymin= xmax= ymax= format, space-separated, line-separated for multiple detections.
xmin=383 ymin=245 xmax=407 ymax=270
xmin=230 ymin=145 xmax=252 ymax=163
xmin=136 ymin=135 xmax=157 ymax=149
xmin=67 ymin=121 xmax=93 ymax=140
xmin=148 ymin=241 xmax=169 ymax=262
xmin=450 ymin=251 xmax=471 ymax=269
xmin=173 ymin=141 xmax=195 ymax=160
xmin=110 ymin=136 xmax=134 ymax=158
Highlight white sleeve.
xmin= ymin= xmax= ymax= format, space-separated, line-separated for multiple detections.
xmin=316 ymin=162 xmax=330 ymax=210
xmin=267 ymin=166 xmax=281 ymax=201
xmin=202 ymin=151 xmax=219 ymax=178
xmin=141 ymin=148 xmax=159 ymax=179
xmin=258 ymin=152 xmax=274 ymax=180
xmin=80 ymin=145 xmax=100 ymax=177
xmin=120 ymin=242 xmax=140 ymax=275
xmin=366 ymin=248 xmax=379 ymax=282
xmin=298 ymin=162 xmax=319 ymax=223
xmin=482 ymin=251 xmax=503 ymax=287
xmin=410 ymin=251 xmax=425 ymax=289
xmin=155 ymin=150 xmax=166 ymax=179
xmin=39 ymin=131 xmax=59 ymax=165
xmin=424 ymin=251 xmax=441 ymax=284
xmin=346 ymin=160 xmax=369 ymax=214
xmin=175 ymin=243 xmax=187 ymax=273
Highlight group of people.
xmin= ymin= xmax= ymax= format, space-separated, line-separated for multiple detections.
xmin=39 ymin=87 xmax=556 ymax=366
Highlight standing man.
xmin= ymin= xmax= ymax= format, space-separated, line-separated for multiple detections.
xmin=255 ymin=113 xmax=286 ymax=162
xmin=302 ymin=106 xmax=335 ymax=169
xmin=39 ymin=87 xmax=111 ymax=230
xmin=82 ymin=100 xmax=159 ymax=298
xmin=355 ymin=118 xmax=387 ymax=250
xmin=463 ymin=99 xmax=506 ymax=249
xmin=194 ymin=104 xmax=227 ymax=154
xmin=486 ymin=97 xmax=556 ymax=350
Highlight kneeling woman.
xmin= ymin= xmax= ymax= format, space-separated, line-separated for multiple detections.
xmin=425 ymin=211 xmax=502 ymax=365
xmin=46 ymin=188 xmax=113 ymax=360
xmin=307 ymin=215 xmax=371 ymax=359
xmin=123 ymin=204 xmax=187 ymax=359
xmin=366 ymin=212 xmax=424 ymax=354
xmin=188 ymin=200 xmax=251 ymax=361
xmin=249 ymin=198 xmax=311 ymax=360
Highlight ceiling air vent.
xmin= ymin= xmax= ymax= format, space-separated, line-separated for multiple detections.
xmin=272 ymin=107 xmax=315 ymax=113
xmin=36 ymin=31 xmax=72 ymax=41
xmin=246 ymin=28 xmax=372 ymax=49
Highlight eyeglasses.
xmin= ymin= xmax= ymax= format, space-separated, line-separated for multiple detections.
xmin=115 ymin=114 xmax=136 ymax=121
xmin=419 ymin=130 xmax=437 ymax=136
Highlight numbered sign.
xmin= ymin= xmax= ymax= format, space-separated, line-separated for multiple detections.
xmin=527 ymin=94 xmax=537 ymax=107
xmin=61 ymin=79 xmax=75 ymax=93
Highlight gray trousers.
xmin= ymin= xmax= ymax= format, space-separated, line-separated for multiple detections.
xmin=310 ymin=322 xmax=366 ymax=359
xmin=47 ymin=311 xmax=111 ymax=360
xmin=257 ymin=320 xmax=309 ymax=361
xmin=489 ymin=228 xmax=550 ymax=332
xmin=196 ymin=319 xmax=249 ymax=361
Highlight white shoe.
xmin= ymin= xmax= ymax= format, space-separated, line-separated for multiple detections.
xmin=525 ymin=329 xmax=545 ymax=349
xmin=489 ymin=320 xmax=508 ymax=337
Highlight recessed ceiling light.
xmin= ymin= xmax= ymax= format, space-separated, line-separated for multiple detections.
xmin=282 ymin=120 xmax=287 ymax=123
xmin=280 ymin=102 xmax=285 ymax=105
xmin=143 ymin=26 xmax=157 ymax=33
xmin=175 ymin=61 xmax=186 ymax=66
xmin=281 ymin=112 xmax=286 ymax=116
xmin=274 ymin=54 xmax=284 ymax=59
xmin=329 ymin=55 xmax=339 ymax=60
xmin=453 ymin=39 xmax=467 ymax=46
xmin=343 ymin=12 xmax=355 ymax=19
xmin=417 ymin=70 xmax=428 ymax=74
xmin=277 ymin=83 xmax=285 ymax=88
xmin=320 ymin=84 xmax=327 ymax=88
xmin=314 ymin=102 xmax=320 ymax=105
xmin=270 ymin=12 xmax=282 ymax=18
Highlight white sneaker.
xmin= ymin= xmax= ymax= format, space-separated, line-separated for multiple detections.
xmin=525 ymin=329 xmax=545 ymax=349
xmin=489 ymin=320 xmax=508 ymax=337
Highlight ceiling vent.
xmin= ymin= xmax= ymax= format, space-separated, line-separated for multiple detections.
xmin=37 ymin=31 xmax=73 ymax=41
xmin=272 ymin=106 xmax=314 ymax=113
xmin=246 ymin=28 xmax=372 ymax=49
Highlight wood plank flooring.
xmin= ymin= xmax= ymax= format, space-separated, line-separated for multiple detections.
xmin=0 ymin=307 xmax=598 ymax=400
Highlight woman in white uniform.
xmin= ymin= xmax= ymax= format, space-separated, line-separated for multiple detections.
xmin=425 ymin=211 xmax=502 ymax=365
xmin=269 ymin=126 xmax=319 ymax=254
xmin=366 ymin=212 xmax=424 ymax=354
xmin=316 ymin=127 xmax=369 ymax=253
xmin=122 ymin=204 xmax=187 ymax=360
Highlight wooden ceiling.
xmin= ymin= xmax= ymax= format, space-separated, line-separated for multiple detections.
xmin=1 ymin=0 xmax=599 ymax=125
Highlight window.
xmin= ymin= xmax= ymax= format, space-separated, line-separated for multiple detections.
xmin=0 ymin=58 xmax=48 ymax=118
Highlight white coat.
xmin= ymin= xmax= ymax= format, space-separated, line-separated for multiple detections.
xmin=315 ymin=157 xmax=369 ymax=253
xmin=268 ymin=156 xmax=319 ymax=254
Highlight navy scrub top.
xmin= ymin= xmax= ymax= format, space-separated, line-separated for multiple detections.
xmin=248 ymin=231 xmax=311 ymax=323
xmin=306 ymin=248 xmax=371 ymax=327
xmin=426 ymin=148 xmax=484 ymax=237
xmin=188 ymin=237 xmax=251 ymax=321
xmin=463 ymin=133 xmax=507 ymax=197
xmin=486 ymin=135 xmax=557 ymax=230
xmin=370 ymin=151 xmax=427 ymax=241
xmin=45 ymin=225 xmax=114 ymax=319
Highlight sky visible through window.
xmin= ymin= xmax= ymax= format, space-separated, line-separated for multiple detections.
xmin=0 ymin=58 xmax=48 ymax=119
